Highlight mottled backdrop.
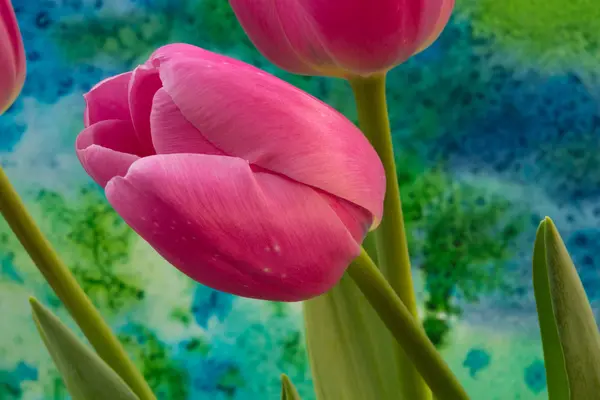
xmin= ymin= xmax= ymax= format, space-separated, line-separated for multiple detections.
xmin=1 ymin=0 xmax=599 ymax=399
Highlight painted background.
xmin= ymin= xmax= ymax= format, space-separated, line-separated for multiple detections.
xmin=1 ymin=0 xmax=599 ymax=399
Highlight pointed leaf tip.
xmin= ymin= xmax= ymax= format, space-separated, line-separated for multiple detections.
xmin=533 ymin=218 xmax=600 ymax=400
xmin=281 ymin=374 xmax=301 ymax=400
xmin=29 ymin=297 xmax=140 ymax=400
xmin=532 ymin=219 xmax=569 ymax=400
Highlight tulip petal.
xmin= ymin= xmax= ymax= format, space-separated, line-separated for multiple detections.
xmin=0 ymin=22 xmax=17 ymax=112
xmin=150 ymin=88 xmax=226 ymax=156
xmin=76 ymin=120 xmax=141 ymax=187
xmin=300 ymin=0 xmax=424 ymax=72
xmin=414 ymin=0 xmax=455 ymax=54
xmin=84 ymin=72 xmax=133 ymax=127
xmin=0 ymin=0 xmax=25 ymax=75
xmin=105 ymin=154 xmax=361 ymax=301
xmin=149 ymin=43 xmax=251 ymax=70
xmin=128 ymin=65 xmax=163 ymax=156
xmin=229 ymin=0 xmax=326 ymax=75
xmin=0 ymin=0 xmax=25 ymax=113
xmin=156 ymin=57 xmax=385 ymax=224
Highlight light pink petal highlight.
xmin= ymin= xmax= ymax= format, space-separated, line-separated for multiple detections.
xmin=150 ymin=88 xmax=226 ymax=156
xmin=149 ymin=43 xmax=252 ymax=70
xmin=157 ymin=56 xmax=385 ymax=224
xmin=105 ymin=154 xmax=361 ymax=301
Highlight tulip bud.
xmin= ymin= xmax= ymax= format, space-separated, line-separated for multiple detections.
xmin=230 ymin=0 xmax=454 ymax=77
xmin=76 ymin=44 xmax=385 ymax=302
xmin=0 ymin=0 xmax=25 ymax=114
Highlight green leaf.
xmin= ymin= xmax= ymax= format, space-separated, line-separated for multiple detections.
xmin=532 ymin=219 xmax=570 ymax=400
xmin=304 ymin=273 xmax=402 ymax=400
xmin=533 ymin=217 xmax=600 ymax=399
xmin=29 ymin=297 xmax=139 ymax=400
xmin=280 ymin=374 xmax=301 ymax=400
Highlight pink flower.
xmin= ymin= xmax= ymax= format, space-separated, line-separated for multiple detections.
xmin=76 ymin=44 xmax=385 ymax=301
xmin=0 ymin=0 xmax=25 ymax=114
xmin=230 ymin=0 xmax=454 ymax=77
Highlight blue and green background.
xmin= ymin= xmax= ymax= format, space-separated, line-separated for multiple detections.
xmin=1 ymin=0 xmax=599 ymax=398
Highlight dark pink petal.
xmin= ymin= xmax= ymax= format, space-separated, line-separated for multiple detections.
xmin=300 ymin=0 xmax=424 ymax=73
xmin=105 ymin=154 xmax=361 ymax=301
xmin=0 ymin=0 xmax=24 ymax=76
xmin=76 ymin=119 xmax=143 ymax=154
xmin=77 ymin=145 xmax=139 ymax=188
xmin=84 ymin=72 xmax=132 ymax=127
xmin=229 ymin=0 xmax=328 ymax=75
xmin=128 ymin=65 xmax=163 ymax=156
xmin=156 ymin=56 xmax=385 ymax=225
xmin=0 ymin=21 xmax=17 ymax=114
xmin=150 ymin=88 xmax=225 ymax=156
xmin=76 ymin=120 xmax=141 ymax=187
xmin=0 ymin=0 xmax=25 ymax=113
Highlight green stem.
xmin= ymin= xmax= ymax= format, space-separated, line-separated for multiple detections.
xmin=349 ymin=73 xmax=427 ymax=398
xmin=348 ymin=249 xmax=469 ymax=400
xmin=0 ymin=166 xmax=155 ymax=400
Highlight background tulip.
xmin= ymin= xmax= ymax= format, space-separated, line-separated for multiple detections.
xmin=76 ymin=44 xmax=385 ymax=301
xmin=230 ymin=0 xmax=455 ymax=77
xmin=0 ymin=0 xmax=26 ymax=114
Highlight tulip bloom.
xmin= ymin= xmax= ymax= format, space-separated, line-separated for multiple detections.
xmin=230 ymin=0 xmax=454 ymax=77
xmin=0 ymin=0 xmax=25 ymax=114
xmin=76 ymin=44 xmax=385 ymax=301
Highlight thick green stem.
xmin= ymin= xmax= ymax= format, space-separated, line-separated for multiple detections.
xmin=348 ymin=249 xmax=469 ymax=400
xmin=349 ymin=73 xmax=427 ymax=398
xmin=0 ymin=166 xmax=155 ymax=400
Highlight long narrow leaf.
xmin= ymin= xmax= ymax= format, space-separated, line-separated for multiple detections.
xmin=533 ymin=218 xmax=600 ymax=399
xmin=281 ymin=374 xmax=301 ymax=400
xmin=304 ymin=274 xmax=401 ymax=400
xmin=30 ymin=297 xmax=139 ymax=400
xmin=532 ymin=219 xmax=569 ymax=400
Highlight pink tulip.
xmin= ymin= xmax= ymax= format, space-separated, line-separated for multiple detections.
xmin=0 ymin=0 xmax=25 ymax=114
xmin=76 ymin=44 xmax=385 ymax=301
xmin=230 ymin=0 xmax=455 ymax=77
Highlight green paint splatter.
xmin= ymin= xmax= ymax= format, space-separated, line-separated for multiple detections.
xmin=52 ymin=13 xmax=172 ymax=65
xmin=401 ymin=167 xmax=525 ymax=346
xmin=457 ymin=0 xmax=600 ymax=72
xmin=37 ymin=186 xmax=142 ymax=314
xmin=217 ymin=366 xmax=245 ymax=399
xmin=119 ymin=325 xmax=189 ymax=400
xmin=183 ymin=337 xmax=211 ymax=356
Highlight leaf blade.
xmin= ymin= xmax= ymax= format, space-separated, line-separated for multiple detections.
xmin=543 ymin=217 xmax=600 ymax=399
xmin=30 ymin=297 xmax=139 ymax=400
xmin=281 ymin=374 xmax=301 ymax=400
xmin=532 ymin=219 xmax=569 ymax=400
xmin=303 ymin=272 xmax=401 ymax=400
